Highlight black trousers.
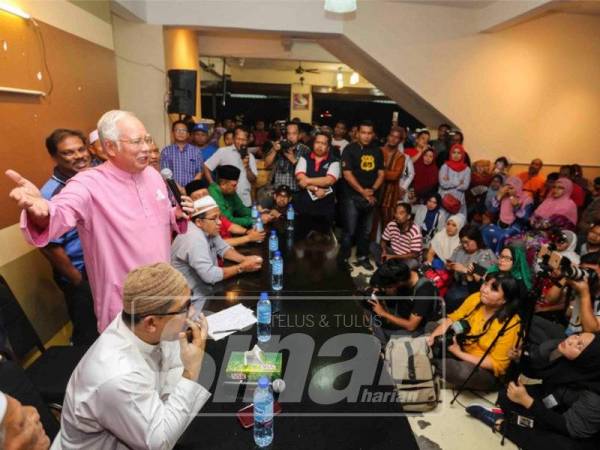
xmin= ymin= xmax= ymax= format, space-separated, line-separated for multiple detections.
xmin=433 ymin=355 xmax=498 ymax=391
xmin=55 ymin=276 xmax=99 ymax=346
xmin=0 ymin=358 xmax=59 ymax=440
xmin=295 ymin=213 xmax=334 ymax=241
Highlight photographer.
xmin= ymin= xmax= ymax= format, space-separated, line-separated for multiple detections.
xmin=427 ymin=273 xmax=521 ymax=390
xmin=468 ymin=333 xmax=600 ymax=447
xmin=367 ymin=259 xmax=439 ymax=344
xmin=264 ymin=121 xmax=310 ymax=194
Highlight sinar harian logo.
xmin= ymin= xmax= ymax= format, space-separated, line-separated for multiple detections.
xmin=360 ymin=155 xmax=375 ymax=171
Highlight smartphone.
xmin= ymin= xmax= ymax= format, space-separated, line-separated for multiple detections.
xmin=237 ymin=402 xmax=282 ymax=429
xmin=471 ymin=263 xmax=488 ymax=277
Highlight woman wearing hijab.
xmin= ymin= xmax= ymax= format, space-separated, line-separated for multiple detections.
xmin=468 ymin=332 xmax=600 ymax=446
xmin=532 ymin=177 xmax=578 ymax=231
xmin=413 ymin=147 xmax=439 ymax=202
xmin=438 ymin=144 xmax=471 ymax=216
xmin=413 ymin=193 xmax=445 ymax=247
xmin=426 ymin=214 xmax=465 ymax=268
xmin=482 ymin=176 xmax=534 ymax=254
xmin=487 ymin=245 xmax=533 ymax=291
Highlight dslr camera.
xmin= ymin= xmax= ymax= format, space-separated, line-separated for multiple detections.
xmin=537 ymin=244 xmax=598 ymax=286
xmin=431 ymin=319 xmax=471 ymax=359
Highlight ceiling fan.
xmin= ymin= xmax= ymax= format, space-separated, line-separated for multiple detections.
xmin=295 ymin=61 xmax=320 ymax=75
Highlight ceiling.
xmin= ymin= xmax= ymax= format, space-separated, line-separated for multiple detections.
xmin=226 ymin=58 xmax=356 ymax=74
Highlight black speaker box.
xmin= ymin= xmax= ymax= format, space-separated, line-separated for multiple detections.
xmin=167 ymin=69 xmax=197 ymax=116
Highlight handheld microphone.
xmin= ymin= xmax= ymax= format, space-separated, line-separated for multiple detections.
xmin=160 ymin=168 xmax=182 ymax=206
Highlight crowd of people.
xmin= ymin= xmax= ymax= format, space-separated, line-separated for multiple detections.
xmin=2 ymin=110 xmax=600 ymax=449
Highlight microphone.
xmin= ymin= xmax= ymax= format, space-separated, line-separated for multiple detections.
xmin=160 ymin=168 xmax=182 ymax=206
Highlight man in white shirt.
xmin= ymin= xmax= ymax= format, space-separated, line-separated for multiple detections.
xmin=203 ymin=125 xmax=257 ymax=207
xmin=53 ymin=263 xmax=210 ymax=450
xmin=331 ymin=120 xmax=349 ymax=155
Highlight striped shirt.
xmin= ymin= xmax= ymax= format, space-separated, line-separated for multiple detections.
xmin=382 ymin=222 xmax=423 ymax=256
xmin=160 ymin=143 xmax=204 ymax=186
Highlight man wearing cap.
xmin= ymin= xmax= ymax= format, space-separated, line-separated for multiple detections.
xmin=56 ymin=263 xmax=210 ymax=449
xmin=191 ymin=123 xmax=218 ymax=162
xmin=203 ymin=126 xmax=257 ymax=207
xmin=186 ymin=180 xmax=265 ymax=247
xmin=160 ymin=120 xmax=204 ymax=187
xmin=39 ymin=129 xmax=98 ymax=346
xmin=171 ymin=197 xmax=263 ymax=310
xmin=0 ymin=391 xmax=50 ymax=450
xmin=87 ymin=129 xmax=107 ymax=166
xmin=208 ymin=165 xmax=272 ymax=228
xmin=7 ymin=110 xmax=193 ymax=332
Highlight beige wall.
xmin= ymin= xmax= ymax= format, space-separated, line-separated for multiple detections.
xmin=341 ymin=7 xmax=600 ymax=165
xmin=290 ymin=83 xmax=312 ymax=123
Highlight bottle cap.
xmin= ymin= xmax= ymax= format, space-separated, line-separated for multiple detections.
xmin=260 ymin=292 xmax=269 ymax=301
xmin=270 ymin=230 xmax=276 ymax=235
xmin=275 ymin=250 xmax=281 ymax=257
xmin=257 ymin=376 xmax=269 ymax=389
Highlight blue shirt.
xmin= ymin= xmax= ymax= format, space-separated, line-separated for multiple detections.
xmin=200 ymin=143 xmax=218 ymax=162
xmin=40 ymin=168 xmax=85 ymax=279
xmin=160 ymin=143 xmax=204 ymax=186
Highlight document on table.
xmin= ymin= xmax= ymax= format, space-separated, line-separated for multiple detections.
xmin=206 ymin=303 xmax=256 ymax=340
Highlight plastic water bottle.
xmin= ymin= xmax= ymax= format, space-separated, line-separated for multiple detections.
xmin=268 ymin=230 xmax=279 ymax=263
xmin=253 ymin=376 xmax=274 ymax=447
xmin=254 ymin=216 xmax=264 ymax=242
xmin=257 ymin=292 xmax=271 ymax=343
xmin=271 ymin=251 xmax=283 ymax=291
xmin=286 ymin=204 xmax=295 ymax=231
xmin=251 ymin=204 xmax=259 ymax=221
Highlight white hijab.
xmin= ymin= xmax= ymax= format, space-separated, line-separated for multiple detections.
xmin=430 ymin=214 xmax=466 ymax=261
xmin=558 ymin=230 xmax=580 ymax=265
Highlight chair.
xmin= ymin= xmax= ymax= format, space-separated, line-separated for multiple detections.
xmin=0 ymin=275 xmax=88 ymax=404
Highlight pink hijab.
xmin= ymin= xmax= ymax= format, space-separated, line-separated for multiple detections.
xmin=500 ymin=176 xmax=532 ymax=225
xmin=534 ymin=177 xmax=578 ymax=225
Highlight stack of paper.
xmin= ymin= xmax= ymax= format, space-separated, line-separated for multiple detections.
xmin=206 ymin=303 xmax=256 ymax=341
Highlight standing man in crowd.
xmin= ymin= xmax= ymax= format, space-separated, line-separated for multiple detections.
xmin=87 ymin=130 xmax=107 ymax=166
xmin=6 ymin=110 xmax=192 ymax=332
xmin=295 ymin=132 xmax=340 ymax=239
xmin=204 ymin=126 xmax=257 ymax=207
xmin=264 ymin=121 xmax=310 ymax=195
xmin=431 ymin=123 xmax=450 ymax=165
xmin=331 ymin=120 xmax=350 ymax=156
xmin=518 ymin=158 xmax=546 ymax=202
xmin=338 ymin=120 xmax=384 ymax=271
xmin=190 ymin=123 xmax=218 ymax=162
xmin=160 ymin=120 xmax=204 ymax=187
xmin=56 ymin=263 xmax=211 ymax=449
xmin=39 ymin=129 xmax=98 ymax=346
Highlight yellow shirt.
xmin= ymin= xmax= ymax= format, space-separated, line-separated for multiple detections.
xmin=448 ymin=293 xmax=521 ymax=377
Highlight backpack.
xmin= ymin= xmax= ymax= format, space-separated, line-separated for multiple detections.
xmin=383 ymin=335 xmax=440 ymax=412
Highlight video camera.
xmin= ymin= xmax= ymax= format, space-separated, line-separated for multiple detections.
xmin=431 ymin=319 xmax=471 ymax=359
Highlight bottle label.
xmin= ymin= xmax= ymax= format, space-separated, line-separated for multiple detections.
xmin=258 ymin=304 xmax=271 ymax=324
xmin=255 ymin=401 xmax=273 ymax=423
xmin=269 ymin=238 xmax=278 ymax=252
xmin=273 ymin=261 xmax=283 ymax=276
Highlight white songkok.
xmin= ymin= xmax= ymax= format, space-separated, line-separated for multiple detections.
xmin=88 ymin=129 xmax=99 ymax=144
xmin=191 ymin=196 xmax=218 ymax=218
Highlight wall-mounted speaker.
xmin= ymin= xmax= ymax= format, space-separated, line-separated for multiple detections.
xmin=167 ymin=69 xmax=197 ymax=116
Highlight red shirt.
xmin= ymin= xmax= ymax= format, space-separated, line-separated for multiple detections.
xmin=571 ymin=182 xmax=585 ymax=208
xmin=404 ymin=147 xmax=418 ymax=158
xmin=219 ymin=215 xmax=234 ymax=239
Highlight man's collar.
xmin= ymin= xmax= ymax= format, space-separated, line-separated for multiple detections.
xmin=52 ymin=166 xmax=74 ymax=184
xmin=117 ymin=314 xmax=159 ymax=357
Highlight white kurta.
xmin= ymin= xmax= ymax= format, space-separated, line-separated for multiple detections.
xmin=52 ymin=315 xmax=210 ymax=450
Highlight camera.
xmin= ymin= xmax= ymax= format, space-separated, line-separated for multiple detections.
xmin=431 ymin=319 xmax=471 ymax=359
xmin=279 ymin=139 xmax=294 ymax=152
xmin=239 ymin=146 xmax=248 ymax=159
xmin=536 ymin=244 xmax=598 ymax=286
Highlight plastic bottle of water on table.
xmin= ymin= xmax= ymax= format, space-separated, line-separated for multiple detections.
xmin=257 ymin=292 xmax=271 ymax=343
xmin=271 ymin=250 xmax=283 ymax=291
xmin=253 ymin=376 xmax=274 ymax=447
xmin=268 ymin=230 xmax=279 ymax=263
xmin=286 ymin=204 xmax=295 ymax=231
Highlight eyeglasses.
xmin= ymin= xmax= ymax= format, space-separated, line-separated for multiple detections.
xmin=174 ymin=128 xmax=189 ymax=134
xmin=203 ymin=216 xmax=220 ymax=222
xmin=118 ymin=135 xmax=154 ymax=147
xmin=139 ymin=299 xmax=192 ymax=319
xmin=499 ymin=255 xmax=513 ymax=261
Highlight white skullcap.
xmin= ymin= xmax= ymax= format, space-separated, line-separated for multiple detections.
xmin=0 ymin=392 xmax=7 ymax=424
xmin=191 ymin=196 xmax=218 ymax=218
xmin=88 ymin=129 xmax=99 ymax=144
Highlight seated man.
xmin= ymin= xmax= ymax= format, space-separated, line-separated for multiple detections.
xmin=294 ymin=132 xmax=340 ymax=239
xmin=208 ymin=165 xmax=271 ymax=228
xmin=372 ymin=202 xmax=423 ymax=269
xmin=56 ymin=263 xmax=210 ymax=449
xmin=171 ymin=196 xmax=263 ymax=310
xmin=367 ymin=259 xmax=439 ymax=343
xmin=259 ymin=184 xmax=293 ymax=222
xmin=186 ymin=179 xmax=265 ymax=247
xmin=0 ymin=391 xmax=51 ymax=450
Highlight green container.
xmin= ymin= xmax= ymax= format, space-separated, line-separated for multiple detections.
xmin=225 ymin=351 xmax=282 ymax=381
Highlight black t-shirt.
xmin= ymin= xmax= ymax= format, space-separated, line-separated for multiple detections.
xmin=387 ymin=278 xmax=438 ymax=325
xmin=341 ymin=142 xmax=383 ymax=195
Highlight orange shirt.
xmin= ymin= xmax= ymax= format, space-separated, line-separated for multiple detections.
xmin=518 ymin=172 xmax=545 ymax=199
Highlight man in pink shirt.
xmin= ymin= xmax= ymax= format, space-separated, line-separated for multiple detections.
xmin=6 ymin=110 xmax=193 ymax=332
